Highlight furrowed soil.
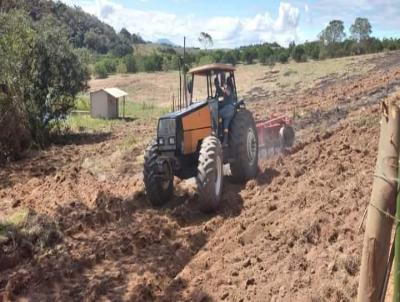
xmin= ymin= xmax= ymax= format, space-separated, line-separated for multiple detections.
xmin=1 ymin=51 xmax=400 ymax=302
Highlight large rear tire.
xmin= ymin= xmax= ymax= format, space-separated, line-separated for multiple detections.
xmin=229 ymin=109 xmax=259 ymax=182
xmin=196 ymin=136 xmax=224 ymax=213
xmin=143 ymin=141 xmax=173 ymax=206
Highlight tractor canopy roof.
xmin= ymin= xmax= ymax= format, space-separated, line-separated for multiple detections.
xmin=188 ymin=63 xmax=235 ymax=76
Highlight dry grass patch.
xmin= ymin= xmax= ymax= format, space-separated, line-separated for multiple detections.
xmin=88 ymin=53 xmax=380 ymax=111
xmin=0 ymin=208 xmax=61 ymax=250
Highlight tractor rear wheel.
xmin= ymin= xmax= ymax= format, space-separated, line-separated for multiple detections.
xmin=143 ymin=140 xmax=173 ymax=206
xmin=229 ymin=109 xmax=258 ymax=182
xmin=196 ymin=136 xmax=223 ymax=212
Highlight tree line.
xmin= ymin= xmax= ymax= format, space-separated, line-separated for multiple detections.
xmin=3 ymin=1 xmax=399 ymax=78
xmin=93 ymin=17 xmax=400 ymax=78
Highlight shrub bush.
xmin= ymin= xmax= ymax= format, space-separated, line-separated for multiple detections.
xmin=258 ymin=47 xmax=273 ymax=65
xmin=94 ymin=61 xmax=108 ymax=78
xmin=221 ymin=51 xmax=237 ymax=65
xmin=116 ymin=62 xmax=127 ymax=74
xmin=0 ymin=12 xmax=89 ymax=160
xmin=292 ymin=45 xmax=307 ymax=62
xmin=197 ymin=55 xmax=214 ymax=65
xmin=241 ymin=48 xmax=256 ymax=64
xmin=278 ymin=52 xmax=290 ymax=63
xmin=124 ymin=55 xmax=137 ymax=73
xmin=143 ymin=53 xmax=163 ymax=72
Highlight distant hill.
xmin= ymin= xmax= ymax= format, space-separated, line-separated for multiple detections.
xmin=0 ymin=0 xmax=145 ymax=55
xmin=156 ymin=38 xmax=176 ymax=46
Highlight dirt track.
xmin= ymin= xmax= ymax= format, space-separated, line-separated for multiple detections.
xmin=1 ymin=51 xmax=400 ymax=301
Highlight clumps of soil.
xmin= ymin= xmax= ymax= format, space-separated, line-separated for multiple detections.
xmin=0 ymin=208 xmax=62 ymax=271
xmin=1 ymin=208 xmax=63 ymax=300
xmin=1 ymin=51 xmax=400 ymax=301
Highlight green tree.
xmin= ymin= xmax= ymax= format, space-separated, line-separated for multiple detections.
xmin=119 ymin=28 xmax=131 ymax=41
xmin=292 ymin=45 xmax=307 ymax=62
xmin=350 ymin=17 xmax=372 ymax=42
xmin=0 ymin=11 xmax=34 ymax=161
xmin=277 ymin=51 xmax=290 ymax=63
xmin=111 ymin=42 xmax=133 ymax=57
xmin=84 ymin=30 xmax=109 ymax=53
xmin=198 ymin=32 xmax=213 ymax=50
xmin=27 ymin=17 xmax=89 ymax=143
xmin=211 ymin=49 xmax=225 ymax=63
xmin=241 ymin=48 xmax=256 ymax=64
xmin=0 ymin=11 xmax=89 ymax=153
xmin=221 ymin=51 xmax=237 ymax=65
xmin=367 ymin=38 xmax=383 ymax=53
xmin=123 ymin=55 xmax=137 ymax=73
xmin=101 ymin=57 xmax=118 ymax=73
xmin=197 ymin=54 xmax=214 ymax=65
xmin=116 ymin=62 xmax=127 ymax=74
xmin=288 ymin=41 xmax=296 ymax=56
xmin=258 ymin=46 xmax=273 ymax=64
xmin=319 ymin=20 xmax=346 ymax=45
xmin=304 ymin=41 xmax=320 ymax=60
xmin=319 ymin=20 xmax=346 ymax=58
xmin=131 ymin=33 xmax=145 ymax=44
xmin=143 ymin=53 xmax=163 ymax=72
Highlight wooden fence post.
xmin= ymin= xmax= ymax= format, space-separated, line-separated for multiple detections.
xmin=357 ymin=102 xmax=400 ymax=302
xmin=394 ymin=171 xmax=400 ymax=302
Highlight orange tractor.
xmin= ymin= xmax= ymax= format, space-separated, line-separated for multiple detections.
xmin=143 ymin=64 xmax=294 ymax=212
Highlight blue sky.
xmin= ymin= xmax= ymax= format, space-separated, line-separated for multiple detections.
xmin=62 ymin=0 xmax=400 ymax=48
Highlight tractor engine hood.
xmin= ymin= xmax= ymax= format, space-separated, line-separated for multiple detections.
xmin=157 ymin=100 xmax=212 ymax=155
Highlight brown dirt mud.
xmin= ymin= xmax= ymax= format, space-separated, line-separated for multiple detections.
xmin=1 ymin=51 xmax=400 ymax=301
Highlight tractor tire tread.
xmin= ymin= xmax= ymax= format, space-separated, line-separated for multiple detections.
xmin=196 ymin=136 xmax=223 ymax=213
xmin=143 ymin=140 xmax=173 ymax=207
xmin=229 ymin=109 xmax=258 ymax=182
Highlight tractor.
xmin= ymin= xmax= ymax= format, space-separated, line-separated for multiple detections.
xmin=143 ymin=64 xmax=259 ymax=212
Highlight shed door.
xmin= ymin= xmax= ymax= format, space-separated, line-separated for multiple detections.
xmin=108 ymin=96 xmax=118 ymax=118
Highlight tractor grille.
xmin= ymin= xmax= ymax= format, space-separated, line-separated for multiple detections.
xmin=158 ymin=118 xmax=176 ymax=150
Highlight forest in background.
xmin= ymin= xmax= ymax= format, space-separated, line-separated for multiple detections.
xmin=2 ymin=0 xmax=400 ymax=79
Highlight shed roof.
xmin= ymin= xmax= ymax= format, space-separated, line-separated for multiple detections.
xmin=188 ymin=63 xmax=236 ymax=76
xmin=92 ymin=87 xmax=128 ymax=98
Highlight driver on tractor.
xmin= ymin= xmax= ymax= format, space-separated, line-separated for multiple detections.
xmin=215 ymin=73 xmax=235 ymax=147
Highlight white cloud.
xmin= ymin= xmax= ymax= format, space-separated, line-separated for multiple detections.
xmin=307 ymin=0 xmax=400 ymax=31
xmin=61 ymin=0 xmax=301 ymax=48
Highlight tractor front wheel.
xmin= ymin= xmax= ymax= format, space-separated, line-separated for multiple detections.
xmin=229 ymin=109 xmax=259 ymax=182
xmin=143 ymin=141 xmax=173 ymax=206
xmin=196 ymin=136 xmax=224 ymax=212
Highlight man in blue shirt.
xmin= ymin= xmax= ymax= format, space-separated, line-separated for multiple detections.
xmin=218 ymin=74 xmax=235 ymax=147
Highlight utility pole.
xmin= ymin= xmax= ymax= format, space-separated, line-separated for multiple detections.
xmin=183 ymin=36 xmax=187 ymax=108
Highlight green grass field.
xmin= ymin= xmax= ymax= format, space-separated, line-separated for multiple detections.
xmin=66 ymin=96 xmax=169 ymax=133
xmin=68 ymin=52 xmax=382 ymax=134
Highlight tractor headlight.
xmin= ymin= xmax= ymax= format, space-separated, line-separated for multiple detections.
xmin=158 ymin=118 xmax=176 ymax=148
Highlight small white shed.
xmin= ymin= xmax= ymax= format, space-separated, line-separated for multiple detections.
xmin=90 ymin=88 xmax=128 ymax=119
